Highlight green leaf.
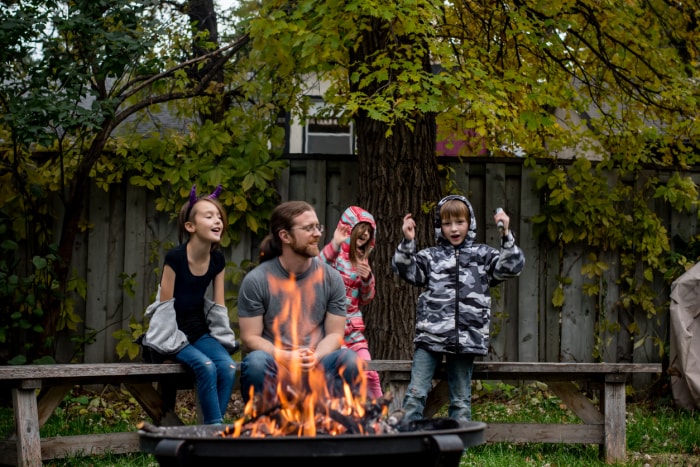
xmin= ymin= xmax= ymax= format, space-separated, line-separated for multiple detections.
xmin=32 ymin=257 xmax=47 ymax=270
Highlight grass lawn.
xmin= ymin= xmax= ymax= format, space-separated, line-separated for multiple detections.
xmin=0 ymin=382 xmax=697 ymax=467
xmin=463 ymin=381 xmax=700 ymax=466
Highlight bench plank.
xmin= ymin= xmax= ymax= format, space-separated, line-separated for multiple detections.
xmin=0 ymin=363 xmax=189 ymax=383
xmin=485 ymin=422 xmax=603 ymax=444
xmin=0 ymin=433 xmax=140 ymax=465
xmin=367 ymin=360 xmax=661 ymax=378
xmin=40 ymin=432 xmax=139 ymax=461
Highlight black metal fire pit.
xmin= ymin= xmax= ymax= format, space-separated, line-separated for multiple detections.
xmin=139 ymin=418 xmax=486 ymax=467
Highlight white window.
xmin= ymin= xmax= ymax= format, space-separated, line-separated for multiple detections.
xmin=304 ymin=102 xmax=354 ymax=154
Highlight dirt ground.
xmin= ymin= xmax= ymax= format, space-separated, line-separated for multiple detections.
xmin=175 ymin=389 xmax=246 ymax=423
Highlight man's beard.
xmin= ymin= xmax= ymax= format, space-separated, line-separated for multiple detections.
xmin=290 ymin=239 xmax=319 ymax=258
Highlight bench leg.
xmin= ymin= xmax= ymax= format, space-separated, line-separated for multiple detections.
xmin=386 ymin=371 xmax=410 ymax=413
xmin=547 ymin=381 xmax=603 ymax=424
xmin=125 ymin=383 xmax=184 ymax=426
xmin=601 ymin=377 xmax=627 ymax=463
xmin=37 ymin=385 xmax=72 ymax=427
xmin=387 ymin=374 xmax=449 ymax=419
xmin=12 ymin=387 xmax=42 ymax=467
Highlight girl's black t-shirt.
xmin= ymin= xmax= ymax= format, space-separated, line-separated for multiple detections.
xmin=164 ymin=243 xmax=225 ymax=343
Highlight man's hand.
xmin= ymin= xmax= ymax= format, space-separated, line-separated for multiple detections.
xmin=296 ymin=348 xmax=318 ymax=372
xmin=275 ymin=347 xmax=318 ymax=372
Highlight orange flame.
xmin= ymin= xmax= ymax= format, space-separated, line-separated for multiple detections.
xmin=226 ymin=269 xmax=382 ymax=438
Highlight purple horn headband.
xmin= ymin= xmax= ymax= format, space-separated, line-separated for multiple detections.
xmin=186 ymin=184 xmax=223 ymax=219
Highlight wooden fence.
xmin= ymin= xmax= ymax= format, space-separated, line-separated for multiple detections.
xmin=67 ymin=155 xmax=697 ymax=386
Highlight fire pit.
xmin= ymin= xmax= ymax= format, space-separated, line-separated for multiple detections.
xmin=140 ymin=272 xmax=486 ymax=466
xmin=139 ymin=418 xmax=486 ymax=467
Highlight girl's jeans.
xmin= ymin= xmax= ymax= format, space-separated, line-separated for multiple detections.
xmin=175 ymin=334 xmax=237 ymax=424
xmin=240 ymin=348 xmax=361 ymax=407
xmin=402 ymin=348 xmax=475 ymax=422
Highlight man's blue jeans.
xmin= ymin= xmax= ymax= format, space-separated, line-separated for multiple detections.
xmin=402 ymin=347 xmax=475 ymax=422
xmin=240 ymin=348 xmax=361 ymax=406
xmin=175 ymin=334 xmax=237 ymax=424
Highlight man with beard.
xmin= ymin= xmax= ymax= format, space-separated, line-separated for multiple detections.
xmin=238 ymin=201 xmax=362 ymax=408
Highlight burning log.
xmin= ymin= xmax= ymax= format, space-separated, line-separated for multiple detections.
xmin=219 ymin=391 xmax=403 ymax=438
xmin=323 ymin=393 xmax=400 ymax=434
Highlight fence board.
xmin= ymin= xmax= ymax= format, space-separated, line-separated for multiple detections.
xmin=325 ymin=159 xmax=360 ymax=224
xmin=447 ymin=159 xmax=471 ymax=197
xmin=123 ymin=187 xmax=148 ymax=333
xmin=306 ymin=159 xmax=327 ymax=222
xmin=600 ymin=250 xmax=621 ymax=363
xmin=288 ymin=159 xmax=309 ymax=202
xmin=544 ymin=224 xmax=562 ymax=362
xmin=104 ymin=186 xmax=126 ymax=361
xmin=503 ymin=166 xmax=522 ymax=361
xmin=85 ymin=186 xmax=110 ymax=363
xmin=518 ymin=166 xmax=540 ymax=362
xmin=325 ymin=168 xmax=345 ymax=229
xmin=561 ymin=245 xmax=597 ymax=363
xmin=277 ymin=164 xmax=291 ymax=203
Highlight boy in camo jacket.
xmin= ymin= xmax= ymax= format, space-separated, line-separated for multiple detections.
xmin=392 ymin=195 xmax=525 ymax=422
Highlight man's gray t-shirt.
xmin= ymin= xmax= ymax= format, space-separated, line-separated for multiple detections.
xmin=238 ymin=257 xmax=347 ymax=350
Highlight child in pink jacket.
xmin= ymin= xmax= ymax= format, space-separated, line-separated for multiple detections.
xmin=320 ymin=206 xmax=383 ymax=399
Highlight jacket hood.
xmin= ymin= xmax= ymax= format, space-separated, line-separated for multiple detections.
xmin=434 ymin=195 xmax=477 ymax=246
xmin=338 ymin=206 xmax=377 ymax=251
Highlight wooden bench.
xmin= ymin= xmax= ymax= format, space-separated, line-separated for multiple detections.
xmin=0 ymin=363 xmax=196 ymax=467
xmin=0 ymin=360 xmax=661 ymax=466
xmin=367 ymin=360 xmax=663 ymax=464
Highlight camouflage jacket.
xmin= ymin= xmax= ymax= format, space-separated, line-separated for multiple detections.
xmin=392 ymin=195 xmax=525 ymax=356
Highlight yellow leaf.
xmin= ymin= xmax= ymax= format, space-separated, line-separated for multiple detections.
xmin=552 ymin=286 xmax=565 ymax=307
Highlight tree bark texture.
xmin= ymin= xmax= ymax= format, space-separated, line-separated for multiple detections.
xmin=351 ymin=19 xmax=442 ymax=361
xmin=357 ymin=117 xmax=442 ymax=362
xmin=186 ymin=0 xmax=226 ymax=122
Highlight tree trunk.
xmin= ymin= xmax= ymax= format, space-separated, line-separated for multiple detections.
xmin=186 ymin=0 xmax=226 ymax=123
xmin=351 ymin=20 xmax=442 ymax=361
xmin=357 ymin=117 xmax=441 ymax=361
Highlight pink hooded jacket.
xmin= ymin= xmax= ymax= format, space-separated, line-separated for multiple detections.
xmin=320 ymin=206 xmax=377 ymax=351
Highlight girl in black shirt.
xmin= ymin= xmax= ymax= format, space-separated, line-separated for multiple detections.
xmin=147 ymin=185 xmax=238 ymax=424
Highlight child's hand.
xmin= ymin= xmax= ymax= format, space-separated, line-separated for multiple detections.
xmin=356 ymin=258 xmax=372 ymax=280
xmin=493 ymin=209 xmax=510 ymax=236
xmin=402 ymin=213 xmax=416 ymax=241
xmin=332 ymin=225 xmax=350 ymax=249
